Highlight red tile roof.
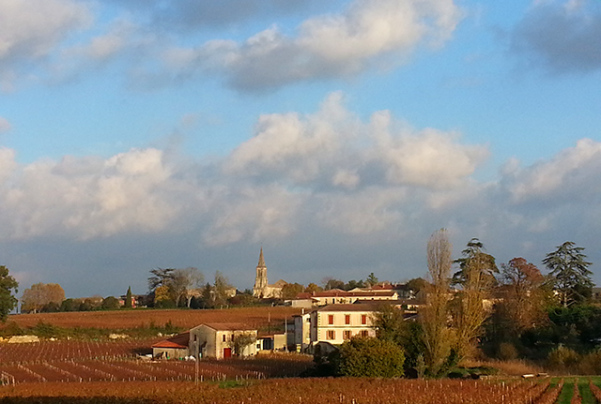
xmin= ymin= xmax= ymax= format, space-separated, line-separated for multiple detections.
xmin=151 ymin=332 xmax=190 ymax=349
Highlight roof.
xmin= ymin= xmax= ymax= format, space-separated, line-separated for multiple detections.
xmin=151 ymin=332 xmax=190 ymax=349
xmin=295 ymin=290 xmax=397 ymax=299
xmin=316 ymin=303 xmax=389 ymax=312
xmin=257 ymin=247 xmax=266 ymax=267
xmin=200 ymin=322 xmax=257 ymax=331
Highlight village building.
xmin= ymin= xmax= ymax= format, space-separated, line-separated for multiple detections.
xmin=252 ymin=248 xmax=286 ymax=298
xmin=189 ymin=323 xmax=258 ymax=359
xmin=290 ymin=289 xmax=400 ymax=308
xmin=151 ymin=332 xmax=190 ymax=359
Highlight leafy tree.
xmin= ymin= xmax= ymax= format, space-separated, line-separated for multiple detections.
xmin=452 ymin=238 xmax=497 ymax=360
xmin=213 ymin=271 xmax=233 ymax=307
xmin=405 ymin=277 xmax=427 ymax=296
xmin=543 ymin=241 xmax=593 ymax=307
xmin=344 ymin=279 xmax=366 ymax=290
xmin=60 ymin=298 xmax=78 ymax=312
xmin=101 ymin=296 xmax=121 ymax=310
xmin=421 ymin=229 xmax=452 ymax=375
xmin=154 ymin=285 xmax=174 ymax=308
xmin=21 ymin=283 xmax=64 ymax=314
xmin=495 ymin=258 xmax=548 ymax=341
xmin=332 ymin=337 xmax=405 ymax=377
xmin=304 ymin=283 xmax=323 ymax=294
xmin=280 ymin=283 xmax=304 ymax=299
xmin=125 ymin=286 xmax=133 ymax=309
xmin=322 ymin=277 xmax=345 ymax=290
xmin=0 ymin=266 xmax=18 ymax=321
xmin=229 ymin=333 xmax=257 ymax=356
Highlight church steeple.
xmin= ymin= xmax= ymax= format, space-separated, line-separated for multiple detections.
xmin=257 ymin=247 xmax=266 ymax=268
xmin=253 ymin=247 xmax=268 ymax=298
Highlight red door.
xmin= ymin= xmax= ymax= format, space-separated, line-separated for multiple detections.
xmin=223 ymin=348 xmax=232 ymax=359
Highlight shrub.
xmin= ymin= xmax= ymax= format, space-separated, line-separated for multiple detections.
xmin=332 ymin=337 xmax=405 ymax=378
xmin=578 ymin=350 xmax=601 ymax=374
xmin=498 ymin=342 xmax=519 ymax=360
xmin=547 ymin=345 xmax=580 ymax=370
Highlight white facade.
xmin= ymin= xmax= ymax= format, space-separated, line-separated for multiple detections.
xmin=310 ymin=305 xmax=377 ymax=345
xmin=189 ymin=323 xmax=258 ymax=359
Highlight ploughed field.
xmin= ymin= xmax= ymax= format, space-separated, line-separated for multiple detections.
xmin=2 ymin=377 xmax=601 ymax=403
xmin=1 ymin=307 xmax=301 ymax=330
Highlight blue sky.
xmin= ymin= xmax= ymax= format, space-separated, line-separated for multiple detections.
xmin=1 ymin=0 xmax=601 ymax=298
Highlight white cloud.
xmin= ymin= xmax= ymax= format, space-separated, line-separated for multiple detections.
xmin=0 ymin=0 xmax=90 ymax=62
xmin=506 ymin=138 xmax=601 ymax=203
xmin=164 ymin=0 xmax=462 ymax=91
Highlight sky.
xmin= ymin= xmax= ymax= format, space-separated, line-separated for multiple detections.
xmin=1 ymin=0 xmax=601 ymax=299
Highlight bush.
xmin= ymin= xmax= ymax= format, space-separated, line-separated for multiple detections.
xmin=547 ymin=345 xmax=580 ymax=370
xmin=498 ymin=342 xmax=519 ymax=360
xmin=578 ymin=350 xmax=601 ymax=374
xmin=332 ymin=337 xmax=405 ymax=378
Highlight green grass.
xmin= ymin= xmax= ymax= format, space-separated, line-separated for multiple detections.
xmin=549 ymin=377 xmax=601 ymax=404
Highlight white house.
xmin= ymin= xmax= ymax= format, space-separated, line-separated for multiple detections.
xmin=151 ymin=332 xmax=190 ymax=359
xmin=189 ymin=323 xmax=258 ymax=359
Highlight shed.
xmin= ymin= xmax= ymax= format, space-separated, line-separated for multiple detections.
xmin=151 ymin=332 xmax=190 ymax=359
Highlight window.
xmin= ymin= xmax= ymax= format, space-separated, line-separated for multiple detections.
xmin=345 ymin=315 xmax=351 ymax=325
xmin=328 ymin=314 xmax=334 ymax=325
xmin=343 ymin=330 xmax=352 ymax=340
xmin=327 ymin=330 xmax=336 ymax=340
xmin=360 ymin=330 xmax=369 ymax=338
xmin=222 ymin=334 xmax=226 ymax=342
xmin=361 ymin=314 xmax=367 ymax=325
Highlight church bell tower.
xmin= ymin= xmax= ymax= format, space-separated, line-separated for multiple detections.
xmin=253 ymin=248 xmax=268 ymax=298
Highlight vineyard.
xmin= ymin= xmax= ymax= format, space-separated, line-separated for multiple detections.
xmin=0 ymin=354 xmax=313 ymax=384
xmin=0 ymin=307 xmax=302 ymax=330
xmin=2 ymin=377 xmax=601 ymax=403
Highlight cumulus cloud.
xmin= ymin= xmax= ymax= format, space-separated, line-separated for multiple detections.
xmin=511 ymin=0 xmax=601 ymax=73
xmin=225 ymin=92 xmax=486 ymax=191
xmin=163 ymin=0 xmax=462 ymax=91
xmin=0 ymin=0 xmax=91 ymax=86
xmin=504 ymin=138 xmax=601 ymax=203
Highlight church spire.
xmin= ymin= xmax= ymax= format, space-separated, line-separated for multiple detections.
xmin=258 ymin=247 xmax=266 ymax=267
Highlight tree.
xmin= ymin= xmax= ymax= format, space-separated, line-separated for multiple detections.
xmin=125 ymin=286 xmax=133 ymax=309
xmin=21 ymin=283 xmax=65 ymax=314
xmin=452 ymin=238 xmax=497 ymax=360
xmin=229 ymin=333 xmax=257 ymax=356
xmin=0 ymin=266 xmax=18 ymax=322
xmin=304 ymin=283 xmax=323 ymax=294
xmin=366 ymin=273 xmax=379 ymax=287
xmin=148 ymin=267 xmax=204 ymax=308
xmin=421 ymin=229 xmax=452 ymax=375
xmin=498 ymin=258 xmax=548 ymax=335
xmin=332 ymin=337 xmax=405 ymax=377
xmin=280 ymin=283 xmax=304 ymax=300
xmin=101 ymin=296 xmax=121 ymax=310
xmin=406 ymin=277 xmax=427 ymax=296
xmin=322 ymin=278 xmax=345 ymax=290
xmin=543 ymin=241 xmax=593 ymax=307
xmin=213 ymin=271 xmax=233 ymax=307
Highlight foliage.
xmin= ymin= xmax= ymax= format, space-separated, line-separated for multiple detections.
xmin=100 ymin=296 xmax=121 ymax=310
xmin=452 ymin=238 xmax=497 ymax=361
xmin=125 ymin=286 xmax=133 ymax=309
xmin=213 ymin=271 xmax=233 ymax=307
xmin=280 ymin=283 xmax=304 ymax=300
xmin=148 ymin=267 xmax=204 ymax=308
xmin=406 ymin=277 xmax=428 ymax=295
xmin=322 ymin=277 xmax=345 ymax=291
xmin=0 ymin=266 xmax=18 ymax=322
xmin=304 ymin=283 xmax=323 ymax=294
xmin=547 ymin=345 xmax=580 ymax=370
xmin=421 ymin=229 xmax=453 ymax=375
xmin=20 ymin=282 xmax=63 ymax=314
xmin=365 ymin=272 xmax=379 ymax=287
xmin=543 ymin=241 xmax=593 ymax=307
xmin=229 ymin=332 xmax=257 ymax=356
xmin=332 ymin=337 xmax=405 ymax=377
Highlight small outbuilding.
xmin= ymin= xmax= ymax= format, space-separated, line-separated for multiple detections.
xmin=151 ymin=332 xmax=190 ymax=360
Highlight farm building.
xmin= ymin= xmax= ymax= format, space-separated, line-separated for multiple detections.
xmin=151 ymin=332 xmax=190 ymax=359
xmin=189 ymin=323 xmax=258 ymax=359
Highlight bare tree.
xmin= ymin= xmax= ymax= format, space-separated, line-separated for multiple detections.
xmin=21 ymin=283 xmax=65 ymax=313
xmin=420 ymin=229 xmax=452 ymax=375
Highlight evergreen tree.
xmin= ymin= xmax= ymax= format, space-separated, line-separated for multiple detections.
xmin=543 ymin=241 xmax=593 ymax=307
xmin=125 ymin=286 xmax=133 ymax=309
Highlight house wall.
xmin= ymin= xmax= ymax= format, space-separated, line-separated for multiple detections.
xmin=190 ymin=326 xmax=257 ymax=359
xmin=311 ymin=310 xmax=376 ymax=345
xmin=152 ymin=347 xmax=188 ymax=360
xmin=293 ymin=313 xmax=311 ymax=349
